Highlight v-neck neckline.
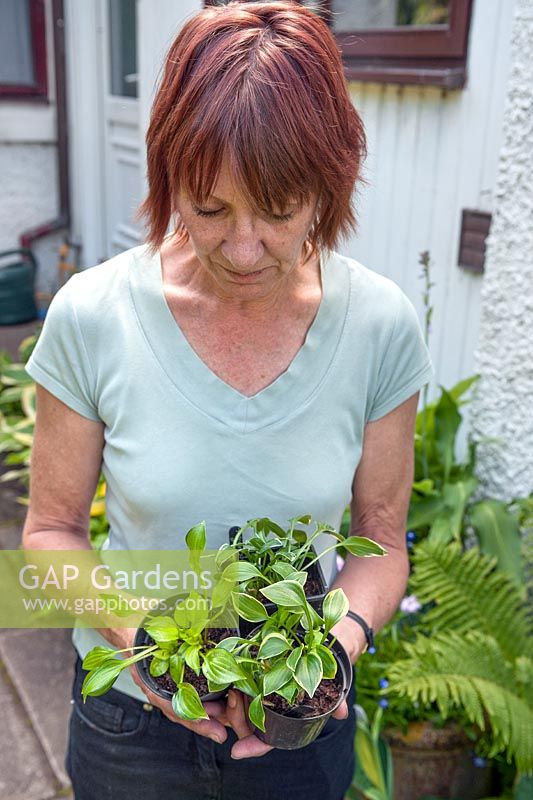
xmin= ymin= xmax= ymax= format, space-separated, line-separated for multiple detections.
xmin=128 ymin=245 xmax=350 ymax=432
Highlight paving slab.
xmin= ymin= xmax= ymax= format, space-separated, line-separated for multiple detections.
xmin=0 ymin=628 xmax=75 ymax=789
xmin=0 ymin=320 xmax=40 ymax=360
xmin=0 ymin=660 xmax=59 ymax=800
xmin=0 ymin=521 xmax=24 ymax=550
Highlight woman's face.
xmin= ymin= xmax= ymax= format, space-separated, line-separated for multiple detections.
xmin=174 ymin=160 xmax=318 ymax=301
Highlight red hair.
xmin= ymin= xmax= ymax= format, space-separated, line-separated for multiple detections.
xmin=137 ymin=1 xmax=366 ymax=255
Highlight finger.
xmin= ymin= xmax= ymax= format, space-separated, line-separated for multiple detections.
xmin=231 ymin=733 xmax=273 ymax=760
xmin=225 ymin=690 xmax=254 ymax=739
xmin=332 ymin=699 xmax=348 ymax=720
xmin=130 ymin=670 xmax=228 ymax=742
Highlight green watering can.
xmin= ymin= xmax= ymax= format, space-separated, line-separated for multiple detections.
xmin=0 ymin=249 xmax=38 ymax=325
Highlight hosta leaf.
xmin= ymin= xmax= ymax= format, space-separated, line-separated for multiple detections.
xmin=143 ymin=616 xmax=180 ymax=643
xmin=295 ymin=652 xmax=323 ymax=697
xmin=231 ymin=592 xmax=269 ymax=622
xmin=81 ymin=660 xmax=124 ymax=700
xmin=287 ymin=645 xmax=304 ymax=672
xmin=275 ymin=678 xmax=299 ymax=704
xmin=248 ymin=694 xmax=266 ymax=732
xmin=184 ymin=645 xmax=201 ymax=674
xmin=234 ymin=674 xmax=260 ymax=698
xmin=315 ymin=644 xmax=338 ymax=679
xmin=322 ymin=588 xmax=349 ymax=632
xmin=257 ymin=632 xmax=291 ymax=659
xmin=201 ymin=648 xmax=244 ymax=684
xmin=342 ymin=536 xmax=387 ymax=558
xmin=222 ymin=562 xmax=264 ymax=583
xmin=286 ymin=570 xmax=307 ymax=586
xmin=211 ymin=578 xmax=233 ymax=608
xmin=169 ymin=653 xmax=184 ymax=685
xmin=149 ymin=657 xmax=169 ymax=677
xmin=172 ymin=684 xmax=208 ymax=720
xmin=82 ymin=646 xmax=118 ymax=671
xmin=263 ymin=663 xmax=293 ymax=696
xmin=185 ymin=522 xmax=206 ymax=552
xmin=270 ymin=562 xmax=297 ymax=580
xmin=214 ymin=636 xmax=240 ymax=653
xmin=260 ymin=580 xmax=306 ymax=609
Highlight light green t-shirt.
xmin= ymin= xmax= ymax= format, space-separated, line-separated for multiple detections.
xmin=26 ymin=244 xmax=433 ymax=700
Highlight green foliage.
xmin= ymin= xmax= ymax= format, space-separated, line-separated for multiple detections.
xmin=409 ymin=540 xmax=531 ymax=662
xmin=382 ymin=540 xmax=533 ymax=772
xmin=224 ymin=583 xmax=350 ymax=732
xmin=346 ymin=706 xmax=394 ymax=800
xmin=409 ymin=377 xmax=524 ymax=583
xmin=222 ymin=515 xmax=385 ymax=601
xmin=387 ymin=630 xmax=533 ymax=773
xmin=0 ymin=331 xmax=109 ymax=548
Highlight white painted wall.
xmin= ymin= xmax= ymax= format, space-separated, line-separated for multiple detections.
xmin=342 ymin=0 xmax=515 ymax=399
xmin=471 ymin=0 xmax=533 ymax=500
xmin=0 ymin=0 xmax=62 ymax=299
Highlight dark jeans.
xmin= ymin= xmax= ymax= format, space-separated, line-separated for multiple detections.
xmin=66 ymin=654 xmax=356 ymax=800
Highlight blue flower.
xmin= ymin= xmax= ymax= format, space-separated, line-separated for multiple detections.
xmin=368 ymin=646 xmax=377 ymax=655
xmin=473 ymin=756 xmax=487 ymax=768
xmin=379 ymin=678 xmax=389 ymax=689
xmin=406 ymin=531 xmax=417 ymax=542
xmin=378 ymin=699 xmax=389 ymax=709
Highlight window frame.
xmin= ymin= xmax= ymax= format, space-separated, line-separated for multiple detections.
xmin=331 ymin=0 xmax=475 ymax=88
xmin=204 ymin=0 xmax=474 ymax=89
xmin=0 ymin=0 xmax=48 ymax=100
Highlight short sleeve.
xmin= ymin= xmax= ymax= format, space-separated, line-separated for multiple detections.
xmin=25 ymin=277 xmax=100 ymax=421
xmin=367 ymin=291 xmax=434 ymax=422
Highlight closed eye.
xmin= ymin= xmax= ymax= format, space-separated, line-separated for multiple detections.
xmin=193 ymin=206 xmax=294 ymax=222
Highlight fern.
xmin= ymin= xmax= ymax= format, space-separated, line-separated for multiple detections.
xmin=387 ymin=630 xmax=533 ymax=773
xmin=409 ymin=540 xmax=532 ymax=662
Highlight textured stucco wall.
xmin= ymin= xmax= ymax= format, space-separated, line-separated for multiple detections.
xmin=472 ymin=0 xmax=533 ymax=499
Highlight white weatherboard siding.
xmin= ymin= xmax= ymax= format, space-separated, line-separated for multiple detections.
xmin=471 ymin=0 xmax=533 ymax=500
xmin=341 ymin=0 xmax=515 ymax=396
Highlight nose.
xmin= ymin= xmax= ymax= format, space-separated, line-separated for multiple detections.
xmin=220 ymin=215 xmax=265 ymax=272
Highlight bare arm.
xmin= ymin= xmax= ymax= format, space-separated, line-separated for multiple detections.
xmin=23 ymin=385 xmax=229 ymax=743
xmin=330 ymin=393 xmax=418 ymax=662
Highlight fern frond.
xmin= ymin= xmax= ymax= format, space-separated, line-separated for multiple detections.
xmin=409 ymin=540 xmax=532 ymax=661
xmin=387 ymin=631 xmax=533 ymax=773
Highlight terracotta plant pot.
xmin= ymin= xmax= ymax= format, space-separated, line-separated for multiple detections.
xmin=252 ymin=634 xmax=352 ymax=750
xmin=383 ymin=721 xmax=494 ymax=800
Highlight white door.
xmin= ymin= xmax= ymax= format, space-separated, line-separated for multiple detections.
xmin=98 ymin=0 xmax=142 ymax=257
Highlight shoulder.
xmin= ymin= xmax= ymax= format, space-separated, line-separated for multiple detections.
xmin=61 ymin=243 xmax=150 ymax=313
xmin=327 ymin=251 xmax=418 ymax=333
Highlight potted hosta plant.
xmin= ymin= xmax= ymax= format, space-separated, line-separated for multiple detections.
xmin=219 ymin=515 xmax=386 ymax=633
xmin=81 ymin=590 xmax=243 ymax=720
xmin=81 ymin=522 xmax=244 ymax=719
xmin=224 ymin=579 xmax=353 ymax=749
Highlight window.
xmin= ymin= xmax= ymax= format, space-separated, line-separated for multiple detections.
xmin=0 ymin=0 xmax=47 ymax=99
xmin=108 ymin=0 xmax=138 ymax=98
xmin=204 ymin=0 xmax=474 ymax=89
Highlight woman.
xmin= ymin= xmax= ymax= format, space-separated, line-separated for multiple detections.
xmin=23 ymin=2 xmax=433 ymax=798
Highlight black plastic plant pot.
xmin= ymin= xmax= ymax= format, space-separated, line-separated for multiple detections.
xmin=133 ymin=608 xmax=237 ymax=704
xmin=254 ymin=637 xmax=352 ymax=750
